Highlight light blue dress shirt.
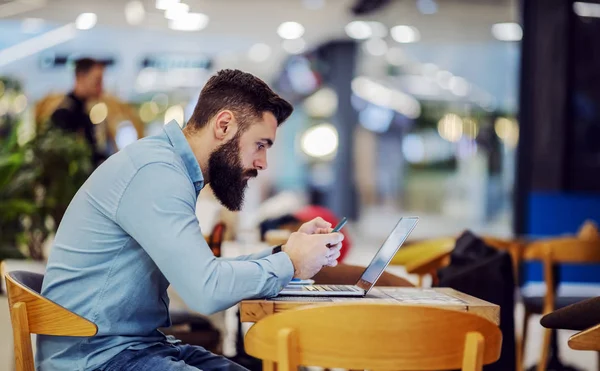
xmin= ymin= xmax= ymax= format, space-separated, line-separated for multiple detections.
xmin=36 ymin=121 xmax=294 ymax=371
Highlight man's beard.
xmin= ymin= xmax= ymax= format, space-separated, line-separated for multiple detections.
xmin=208 ymin=133 xmax=258 ymax=211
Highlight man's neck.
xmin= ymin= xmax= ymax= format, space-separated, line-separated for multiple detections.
xmin=183 ymin=127 xmax=213 ymax=183
xmin=72 ymin=87 xmax=88 ymax=102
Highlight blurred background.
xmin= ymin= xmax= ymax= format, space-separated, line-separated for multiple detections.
xmin=0 ymin=0 xmax=599 ymax=370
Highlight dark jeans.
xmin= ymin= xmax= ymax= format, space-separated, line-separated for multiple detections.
xmin=101 ymin=343 xmax=249 ymax=371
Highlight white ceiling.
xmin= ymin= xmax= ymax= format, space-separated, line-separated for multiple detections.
xmin=0 ymin=0 xmax=519 ymax=102
xmin=1 ymin=0 xmax=518 ymax=46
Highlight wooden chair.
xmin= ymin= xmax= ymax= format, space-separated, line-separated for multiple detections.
xmin=393 ymin=235 xmax=523 ymax=287
xmin=568 ymin=323 xmax=600 ymax=352
xmin=4 ymin=270 xmax=97 ymax=371
xmin=244 ymin=303 xmax=502 ymax=371
xmin=390 ymin=237 xmax=455 ymax=286
xmin=540 ymin=295 xmax=600 ymax=369
xmin=521 ymin=238 xmax=600 ymax=371
xmin=206 ymin=222 xmax=226 ymax=257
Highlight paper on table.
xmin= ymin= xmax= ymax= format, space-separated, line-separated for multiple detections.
xmin=379 ymin=288 xmax=467 ymax=305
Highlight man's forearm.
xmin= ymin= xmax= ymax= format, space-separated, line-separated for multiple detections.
xmin=186 ymin=252 xmax=294 ymax=314
xmin=218 ymin=246 xmax=281 ymax=262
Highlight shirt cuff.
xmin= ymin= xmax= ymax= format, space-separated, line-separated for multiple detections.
xmin=262 ymin=250 xmax=294 ymax=295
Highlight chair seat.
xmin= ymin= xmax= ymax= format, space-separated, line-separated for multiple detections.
xmin=520 ymin=282 xmax=600 ymax=313
xmin=522 ymin=295 xmax=592 ymax=314
xmin=541 ymin=296 xmax=600 ymax=331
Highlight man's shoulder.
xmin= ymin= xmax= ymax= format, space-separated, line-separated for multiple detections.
xmin=121 ymin=135 xmax=185 ymax=173
xmin=51 ymin=95 xmax=78 ymax=115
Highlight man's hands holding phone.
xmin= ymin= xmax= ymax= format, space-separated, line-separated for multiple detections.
xmin=282 ymin=217 xmax=345 ymax=279
xmin=283 ymin=231 xmax=343 ymax=279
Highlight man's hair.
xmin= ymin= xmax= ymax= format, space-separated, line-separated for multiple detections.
xmin=74 ymin=58 xmax=103 ymax=77
xmin=188 ymin=69 xmax=293 ymax=132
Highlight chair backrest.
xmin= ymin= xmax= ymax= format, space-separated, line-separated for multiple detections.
xmin=523 ymin=238 xmax=600 ymax=315
xmin=207 ymin=222 xmax=226 ymax=257
xmin=244 ymin=303 xmax=502 ymax=371
xmin=4 ymin=271 xmax=97 ymax=371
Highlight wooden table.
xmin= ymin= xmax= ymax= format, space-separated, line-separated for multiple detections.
xmin=241 ymin=287 xmax=500 ymax=325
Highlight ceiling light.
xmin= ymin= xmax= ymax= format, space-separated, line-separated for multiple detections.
xmin=75 ymin=13 xmax=97 ymax=30
xmin=391 ymin=25 xmax=420 ymax=43
xmin=0 ymin=24 xmax=77 ymax=68
xmin=156 ymin=0 xmax=179 ymax=10
xmin=165 ymin=2 xmax=189 ymax=20
xmin=363 ymin=38 xmax=387 ymax=56
xmin=248 ymin=43 xmax=271 ymax=63
xmin=125 ymin=1 xmax=145 ymax=25
xmin=304 ymin=87 xmax=338 ymax=117
xmin=165 ymin=105 xmax=185 ymax=126
xmin=139 ymin=102 xmax=159 ymax=123
xmin=438 ymin=113 xmax=463 ymax=142
xmin=282 ymin=38 xmax=306 ymax=54
xmin=573 ymin=2 xmax=600 ymax=17
xmin=491 ymin=22 xmax=522 ymax=41
xmin=462 ymin=118 xmax=478 ymax=139
xmin=301 ymin=123 xmax=338 ymax=158
xmin=345 ymin=21 xmax=371 ymax=40
xmin=90 ymin=103 xmax=108 ymax=124
xmin=277 ymin=21 xmax=305 ymax=40
xmin=168 ymin=13 xmax=209 ymax=31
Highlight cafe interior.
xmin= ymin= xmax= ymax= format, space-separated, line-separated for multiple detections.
xmin=1 ymin=0 xmax=600 ymax=370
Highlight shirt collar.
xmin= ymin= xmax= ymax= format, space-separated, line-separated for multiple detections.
xmin=164 ymin=121 xmax=204 ymax=194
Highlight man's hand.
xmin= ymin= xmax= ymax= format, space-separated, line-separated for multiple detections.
xmin=282 ymin=232 xmax=344 ymax=279
xmin=297 ymin=217 xmax=332 ymax=235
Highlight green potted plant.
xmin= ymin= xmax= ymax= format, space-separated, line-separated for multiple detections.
xmin=0 ymin=78 xmax=93 ymax=263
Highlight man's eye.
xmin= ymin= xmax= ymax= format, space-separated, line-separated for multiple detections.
xmin=257 ymin=143 xmax=265 ymax=150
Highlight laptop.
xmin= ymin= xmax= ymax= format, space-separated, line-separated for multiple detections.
xmin=277 ymin=216 xmax=419 ymax=297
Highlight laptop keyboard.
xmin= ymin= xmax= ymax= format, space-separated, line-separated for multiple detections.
xmin=303 ymin=285 xmax=360 ymax=292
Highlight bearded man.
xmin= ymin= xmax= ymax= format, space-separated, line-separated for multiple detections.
xmin=37 ymin=69 xmax=343 ymax=371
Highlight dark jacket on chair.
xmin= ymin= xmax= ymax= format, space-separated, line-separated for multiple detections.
xmin=436 ymin=231 xmax=517 ymax=371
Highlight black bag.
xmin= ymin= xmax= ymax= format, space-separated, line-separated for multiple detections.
xmin=436 ymin=231 xmax=516 ymax=371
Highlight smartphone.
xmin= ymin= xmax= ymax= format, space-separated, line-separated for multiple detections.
xmin=327 ymin=217 xmax=347 ymax=248
xmin=332 ymin=217 xmax=348 ymax=232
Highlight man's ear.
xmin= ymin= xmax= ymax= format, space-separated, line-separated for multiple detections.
xmin=213 ymin=110 xmax=234 ymax=140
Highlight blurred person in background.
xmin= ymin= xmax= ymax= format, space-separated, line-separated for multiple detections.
xmin=50 ymin=57 xmax=106 ymax=166
xmin=37 ymin=69 xmax=344 ymax=371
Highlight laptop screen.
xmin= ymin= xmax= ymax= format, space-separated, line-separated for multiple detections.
xmin=355 ymin=217 xmax=419 ymax=292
